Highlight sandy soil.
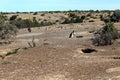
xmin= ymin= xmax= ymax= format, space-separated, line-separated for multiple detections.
xmin=0 ymin=22 xmax=120 ymax=80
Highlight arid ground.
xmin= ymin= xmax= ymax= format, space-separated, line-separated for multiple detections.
xmin=0 ymin=21 xmax=120 ymax=80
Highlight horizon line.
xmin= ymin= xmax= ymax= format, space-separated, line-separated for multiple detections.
xmin=1 ymin=9 xmax=119 ymax=13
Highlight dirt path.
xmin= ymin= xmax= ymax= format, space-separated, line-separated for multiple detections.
xmin=16 ymin=32 xmax=43 ymax=38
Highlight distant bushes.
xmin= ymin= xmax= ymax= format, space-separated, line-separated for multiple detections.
xmin=100 ymin=14 xmax=111 ymax=23
xmin=62 ymin=13 xmax=85 ymax=24
xmin=110 ymin=10 xmax=120 ymax=22
xmin=40 ymin=21 xmax=54 ymax=26
xmin=10 ymin=19 xmax=32 ymax=29
xmin=100 ymin=10 xmax=120 ymax=23
xmin=92 ymin=22 xmax=119 ymax=46
xmin=10 ymin=15 xmax=18 ymax=20
xmin=33 ymin=12 xmax=38 ymax=15
xmin=10 ymin=17 xmax=54 ymax=29
xmin=41 ymin=13 xmax=45 ymax=16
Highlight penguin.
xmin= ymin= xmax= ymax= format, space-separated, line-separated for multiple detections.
xmin=69 ymin=30 xmax=75 ymax=38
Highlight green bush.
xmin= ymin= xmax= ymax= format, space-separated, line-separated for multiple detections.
xmin=110 ymin=10 xmax=120 ymax=22
xmin=2 ymin=61 xmax=11 ymax=65
xmin=41 ymin=13 xmax=45 ymax=16
xmin=102 ymin=22 xmax=119 ymax=39
xmin=10 ymin=19 xmax=25 ymax=29
xmin=0 ymin=23 xmax=18 ymax=40
xmin=6 ymin=48 xmax=19 ymax=56
xmin=0 ymin=14 xmax=5 ymax=24
xmin=33 ymin=12 xmax=38 ymax=15
xmin=92 ymin=22 xmax=119 ymax=46
xmin=10 ymin=19 xmax=36 ymax=28
xmin=0 ymin=13 xmax=17 ymax=41
xmin=86 ymin=13 xmax=91 ymax=17
xmin=10 ymin=15 xmax=18 ymax=20
xmin=68 ymin=13 xmax=77 ymax=18
xmin=32 ymin=17 xmax=40 ymax=27
xmin=40 ymin=21 xmax=54 ymax=26
xmin=10 ymin=18 xmax=54 ymax=28
xmin=100 ymin=14 xmax=111 ymax=23
xmin=81 ymin=15 xmax=86 ymax=20
xmin=62 ymin=13 xmax=85 ymax=24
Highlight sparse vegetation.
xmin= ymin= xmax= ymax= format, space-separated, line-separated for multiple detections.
xmin=41 ymin=13 xmax=45 ymax=16
xmin=9 ymin=15 xmax=18 ymax=20
xmin=62 ymin=13 xmax=85 ymax=24
xmin=89 ymin=20 xmax=95 ymax=22
xmin=0 ymin=10 xmax=120 ymax=80
xmin=10 ymin=18 xmax=38 ymax=28
xmin=0 ymin=13 xmax=5 ymax=24
xmin=92 ymin=22 xmax=119 ymax=46
xmin=28 ymin=36 xmax=36 ymax=48
xmin=0 ymin=23 xmax=18 ymax=40
xmin=2 ymin=61 xmax=11 ymax=65
xmin=0 ymin=13 xmax=18 ymax=41
xmin=100 ymin=14 xmax=111 ymax=23
xmin=33 ymin=12 xmax=38 ymax=15
xmin=110 ymin=10 xmax=120 ymax=22
xmin=6 ymin=48 xmax=19 ymax=56
xmin=43 ymin=42 xmax=49 ymax=45
xmin=22 ymin=47 xmax=28 ymax=50
xmin=10 ymin=17 xmax=55 ymax=28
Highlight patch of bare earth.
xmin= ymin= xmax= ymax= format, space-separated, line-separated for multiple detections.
xmin=0 ymin=44 xmax=120 ymax=80
xmin=0 ymin=22 xmax=120 ymax=80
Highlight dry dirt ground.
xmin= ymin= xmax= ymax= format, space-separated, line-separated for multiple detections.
xmin=0 ymin=22 xmax=120 ymax=80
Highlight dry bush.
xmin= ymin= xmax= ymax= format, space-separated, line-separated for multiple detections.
xmin=62 ymin=13 xmax=85 ymax=24
xmin=110 ymin=10 xmax=120 ymax=22
xmin=28 ymin=36 xmax=36 ymax=48
xmin=92 ymin=22 xmax=119 ymax=46
xmin=33 ymin=12 xmax=38 ymax=15
xmin=0 ymin=23 xmax=18 ymax=41
xmin=0 ymin=13 xmax=18 ymax=41
xmin=9 ymin=15 xmax=18 ymax=20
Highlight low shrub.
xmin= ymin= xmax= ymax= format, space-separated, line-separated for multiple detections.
xmin=110 ymin=10 xmax=120 ymax=22
xmin=33 ymin=12 xmax=38 ymax=15
xmin=6 ymin=48 xmax=19 ymax=56
xmin=2 ymin=61 xmax=11 ymax=65
xmin=41 ymin=13 xmax=45 ymax=16
xmin=92 ymin=22 xmax=119 ymax=46
xmin=62 ymin=14 xmax=85 ymax=24
xmin=0 ymin=23 xmax=18 ymax=40
xmin=10 ymin=15 xmax=18 ymax=20
xmin=89 ymin=20 xmax=95 ymax=22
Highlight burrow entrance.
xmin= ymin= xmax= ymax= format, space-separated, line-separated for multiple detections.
xmin=81 ymin=48 xmax=97 ymax=53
